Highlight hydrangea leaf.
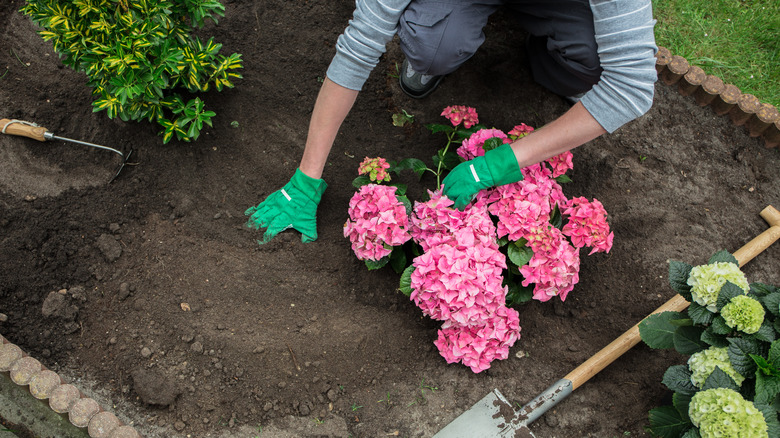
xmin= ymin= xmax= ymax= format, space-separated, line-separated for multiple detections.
xmin=482 ymin=137 xmax=504 ymax=153
xmin=390 ymin=183 xmax=408 ymax=196
xmin=701 ymin=366 xmax=739 ymax=391
xmin=754 ymin=402 xmax=780 ymax=438
xmin=396 ymin=194 xmax=412 ymax=215
xmin=389 ymin=246 xmax=407 ymax=275
xmin=425 ymin=123 xmax=455 ymax=135
xmin=728 ymin=337 xmax=766 ymax=376
xmin=749 ymin=323 xmax=777 ymax=344
xmin=639 ymin=311 xmax=685 ymax=350
xmin=554 ymin=174 xmax=572 ymax=184
xmin=505 ymin=281 xmax=533 ymax=307
xmin=662 ymin=365 xmax=697 ymax=395
xmin=710 ymin=315 xmax=732 ymax=335
xmin=365 ymin=256 xmax=389 ymax=271
xmin=750 ymin=282 xmax=779 ymax=298
xmin=352 ymin=175 xmax=371 ymax=189
xmin=673 ymin=326 xmax=707 ymax=355
xmin=716 ymin=281 xmax=746 ymax=311
xmin=393 ymin=158 xmax=428 ymax=179
xmin=668 ymin=260 xmax=693 ymax=300
xmin=399 ymin=265 xmax=414 ymax=297
xmin=680 ymin=428 xmax=702 ymax=438
xmin=707 ymin=250 xmax=738 ymax=265
xmin=647 ymin=405 xmax=692 ymax=438
xmin=672 ymin=392 xmax=692 ymax=422
xmin=687 ymin=302 xmax=715 ymax=325
xmin=770 ymin=340 xmax=780 ymax=365
xmin=760 ymin=292 xmax=780 ymax=317
xmin=507 ymin=241 xmax=533 ymax=268
xmin=701 ymin=327 xmax=729 ymax=348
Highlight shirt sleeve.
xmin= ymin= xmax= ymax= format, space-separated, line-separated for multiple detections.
xmin=580 ymin=0 xmax=658 ymax=133
xmin=326 ymin=0 xmax=412 ymax=91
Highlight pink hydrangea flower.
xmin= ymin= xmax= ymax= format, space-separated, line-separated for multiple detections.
xmin=508 ymin=123 xmax=534 ymax=139
xmin=410 ymin=243 xmax=507 ymax=326
xmin=358 ymin=157 xmax=391 ymax=182
xmin=441 ymin=105 xmax=479 ymax=129
xmin=562 ymin=197 xmax=614 ymax=254
xmin=519 ymin=233 xmax=580 ymax=302
xmin=546 ymin=151 xmax=574 ymax=178
xmin=434 ymin=306 xmax=521 ymax=373
xmin=344 ymin=184 xmax=411 ymax=261
xmin=456 ymin=128 xmax=510 ymax=160
xmin=487 ymin=164 xmax=567 ymax=241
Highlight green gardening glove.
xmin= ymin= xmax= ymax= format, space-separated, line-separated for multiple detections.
xmin=245 ymin=168 xmax=327 ymax=243
xmin=442 ymin=143 xmax=524 ymax=210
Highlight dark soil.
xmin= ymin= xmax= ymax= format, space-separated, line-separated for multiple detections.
xmin=1 ymin=1 xmax=779 ymax=437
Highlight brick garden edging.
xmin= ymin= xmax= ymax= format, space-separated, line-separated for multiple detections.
xmin=655 ymin=46 xmax=780 ymax=149
xmin=0 ymin=333 xmax=143 ymax=438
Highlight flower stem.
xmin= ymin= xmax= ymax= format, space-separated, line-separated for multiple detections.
xmin=435 ymin=131 xmax=455 ymax=188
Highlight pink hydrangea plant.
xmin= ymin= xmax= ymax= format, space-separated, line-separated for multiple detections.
xmin=456 ymin=128 xmax=511 ymax=161
xmin=562 ymin=197 xmax=614 ymax=255
xmin=343 ymin=184 xmax=411 ymax=261
xmin=441 ymin=105 xmax=479 ymax=129
xmin=358 ymin=157 xmax=391 ymax=182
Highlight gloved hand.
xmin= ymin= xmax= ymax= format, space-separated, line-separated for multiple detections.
xmin=442 ymin=143 xmax=524 ymax=210
xmin=245 ymin=168 xmax=327 ymax=243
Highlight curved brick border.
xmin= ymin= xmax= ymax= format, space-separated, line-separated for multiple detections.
xmin=0 ymin=333 xmax=143 ymax=438
xmin=656 ymin=46 xmax=780 ymax=149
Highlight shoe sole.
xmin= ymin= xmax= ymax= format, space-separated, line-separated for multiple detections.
xmin=399 ymin=74 xmax=445 ymax=99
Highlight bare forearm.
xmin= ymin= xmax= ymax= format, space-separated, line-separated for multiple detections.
xmin=299 ymin=78 xmax=359 ymax=179
xmin=511 ymin=102 xmax=607 ymax=168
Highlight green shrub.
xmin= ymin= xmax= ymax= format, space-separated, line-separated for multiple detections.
xmin=21 ymin=0 xmax=243 ymax=143
xmin=639 ymin=250 xmax=780 ymax=438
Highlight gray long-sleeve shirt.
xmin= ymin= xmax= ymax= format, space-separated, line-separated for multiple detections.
xmin=326 ymin=0 xmax=658 ymax=133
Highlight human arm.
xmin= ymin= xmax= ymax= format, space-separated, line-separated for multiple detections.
xmin=246 ymin=1 xmax=410 ymax=242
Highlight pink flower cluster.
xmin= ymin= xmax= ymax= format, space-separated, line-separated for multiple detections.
xmin=409 ymin=192 xmax=521 ymax=372
xmin=441 ymin=105 xmax=479 ymax=129
xmin=344 ymin=184 xmax=411 ymax=261
xmin=456 ymin=128 xmax=511 ymax=160
xmin=434 ymin=306 xmax=520 ymax=373
xmin=562 ymin=197 xmax=614 ymax=255
xmin=519 ymin=227 xmax=581 ymax=302
xmin=358 ymin=157 xmax=391 ymax=182
xmin=547 ymin=151 xmax=574 ymax=177
xmin=508 ymin=123 xmax=534 ymax=139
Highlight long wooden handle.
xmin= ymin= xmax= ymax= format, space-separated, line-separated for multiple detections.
xmin=564 ymin=205 xmax=780 ymax=390
xmin=0 ymin=118 xmax=48 ymax=142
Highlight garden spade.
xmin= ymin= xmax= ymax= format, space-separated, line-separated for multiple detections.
xmin=434 ymin=205 xmax=780 ymax=438
xmin=1 ymin=118 xmax=133 ymax=183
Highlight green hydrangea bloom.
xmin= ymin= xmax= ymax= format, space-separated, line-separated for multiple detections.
xmin=687 ymin=262 xmax=750 ymax=312
xmin=722 ymin=295 xmax=765 ymax=334
xmin=689 ymin=387 xmax=768 ymax=438
xmin=688 ymin=346 xmax=744 ymax=388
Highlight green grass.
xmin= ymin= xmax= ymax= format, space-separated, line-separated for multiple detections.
xmin=653 ymin=0 xmax=779 ymax=107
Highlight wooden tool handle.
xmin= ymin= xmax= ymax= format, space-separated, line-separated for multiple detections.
xmin=0 ymin=118 xmax=48 ymax=142
xmin=564 ymin=205 xmax=780 ymax=390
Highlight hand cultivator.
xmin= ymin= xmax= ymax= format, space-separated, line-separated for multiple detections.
xmin=1 ymin=118 xmax=133 ymax=183
xmin=434 ymin=205 xmax=780 ymax=438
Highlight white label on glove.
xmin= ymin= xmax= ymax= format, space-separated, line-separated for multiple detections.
xmin=281 ymin=189 xmax=292 ymax=201
xmin=469 ymin=164 xmax=480 ymax=182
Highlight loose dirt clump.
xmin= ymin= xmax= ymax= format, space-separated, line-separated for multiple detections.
xmin=1 ymin=1 xmax=778 ymax=437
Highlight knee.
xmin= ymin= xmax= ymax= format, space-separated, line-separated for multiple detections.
xmin=398 ymin=8 xmax=484 ymax=76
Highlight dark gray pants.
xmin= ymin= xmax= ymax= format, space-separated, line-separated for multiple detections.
xmin=398 ymin=0 xmax=602 ymax=96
